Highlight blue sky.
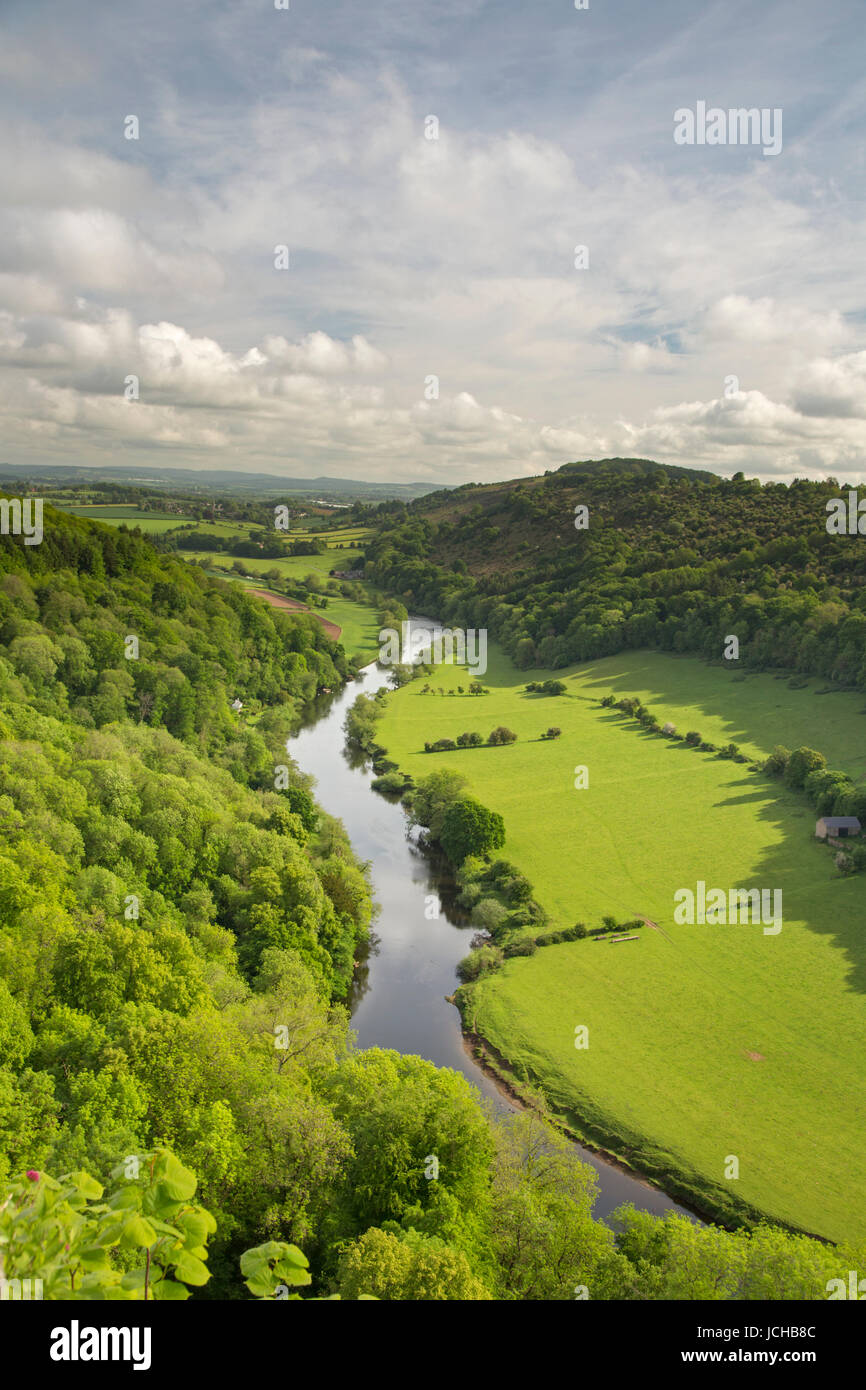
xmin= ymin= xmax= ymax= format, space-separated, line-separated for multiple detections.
xmin=0 ymin=0 xmax=864 ymax=482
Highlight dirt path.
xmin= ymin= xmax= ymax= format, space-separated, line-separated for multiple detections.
xmin=638 ymin=914 xmax=675 ymax=945
xmin=249 ymin=588 xmax=342 ymax=642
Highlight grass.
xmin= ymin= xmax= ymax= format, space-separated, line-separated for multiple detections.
xmin=375 ymin=646 xmax=866 ymax=1242
xmin=56 ymin=505 xmax=197 ymax=533
xmin=181 ymin=548 xmax=365 ymax=581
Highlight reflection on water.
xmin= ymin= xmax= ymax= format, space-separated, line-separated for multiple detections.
xmin=288 ymin=617 xmax=692 ymax=1223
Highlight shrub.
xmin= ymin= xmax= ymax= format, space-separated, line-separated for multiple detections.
xmin=502 ymin=939 xmax=538 ymax=958
xmin=457 ymin=945 xmax=503 ymax=980
xmin=456 ymin=731 xmax=484 ymax=748
xmin=371 ymin=771 xmax=407 ymax=795
xmin=471 ymin=898 xmax=510 ymax=932
xmin=763 ymin=744 xmax=791 ymax=776
xmin=784 ymin=746 xmax=827 ymax=790
xmin=488 ymin=726 xmax=517 ymax=746
xmin=503 ymin=873 xmax=533 ymax=905
xmin=685 ymin=730 xmax=702 ymax=746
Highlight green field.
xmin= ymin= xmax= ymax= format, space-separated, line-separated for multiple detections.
xmin=56 ymin=504 xmax=197 ymax=533
xmin=182 ymin=547 xmax=365 ymax=581
xmin=376 ymin=647 xmax=866 ymax=1241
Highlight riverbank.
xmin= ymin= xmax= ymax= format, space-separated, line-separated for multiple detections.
xmin=369 ymin=641 xmax=866 ymax=1243
xmin=287 ymin=628 xmax=695 ymax=1225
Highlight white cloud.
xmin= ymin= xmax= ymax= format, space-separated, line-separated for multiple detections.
xmin=0 ymin=2 xmax=864 ymax=482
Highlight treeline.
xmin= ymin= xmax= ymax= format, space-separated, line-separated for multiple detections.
xmin=363 ymin=460 xmax=866 ymax=688
xmin=169 ymin=530 xmax=327 ymax=558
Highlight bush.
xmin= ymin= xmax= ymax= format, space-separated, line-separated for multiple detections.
xmin=488 ymin=726 xmax=517 ymax=746
xmin=502 ymin=939 xmax=538 ymax=958
xmin=763 ymin=744 xmax=791 ymax=776
xmin=685 ymin=730 xmax=702 ymax=746
xmin=457 ymin=945 xmax=503 ymax=980
xmin=471 ymin=898 xmax=510 ymax=932
xmin=428 ymin=738 xmax=457 ymax=753
xmin=456 ymin=731 xmax=484 ymax=748
xmin=784 ymin=746 xmax=827 ymax=790
xmin=371 ymin=771 xmax=408 ymax=795
xmin=503 ymin=873 xmax=533 ymax=905
xmin=542 ymin=727 xmax=562 ymax=740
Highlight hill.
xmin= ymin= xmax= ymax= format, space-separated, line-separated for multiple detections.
xmin=364 ymin=460 xmax=866 ymax=689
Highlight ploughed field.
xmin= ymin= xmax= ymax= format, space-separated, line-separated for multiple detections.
xmin=376 ymin=646 xmax=866 ymax=1241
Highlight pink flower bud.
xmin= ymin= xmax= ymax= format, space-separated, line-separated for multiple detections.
xmin=26 ymin=1170 xmax=40 ymax=1181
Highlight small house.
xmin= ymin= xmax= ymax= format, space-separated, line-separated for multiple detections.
xmin=230 ymin=698 xmax=244 ymax=712
xmin=815 ymin=816 xmax=861 ymax=840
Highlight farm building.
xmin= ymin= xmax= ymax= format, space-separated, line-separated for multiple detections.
xmin=815 ymin=816 xmax=862 ymax=839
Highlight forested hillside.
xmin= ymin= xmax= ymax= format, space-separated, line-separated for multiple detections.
xmin=364 ymin=459 xmax=866 ymax=686
xmin=0 ymin=507 xmax=377 ymax=1291
xmin=3 ymin=502 xmax=864 ymax=1301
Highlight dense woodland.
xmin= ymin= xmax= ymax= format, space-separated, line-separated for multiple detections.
xmin=363 ymin=458 xmax=866 ymax=687
xmin=2 ymin=499 xmax=864 ymax=1299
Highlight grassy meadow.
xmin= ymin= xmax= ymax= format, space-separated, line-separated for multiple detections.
xmin=182 ymin=546 xmax=365 ymax=582
xmin=375 ymin=646 xmax=866 ymax=1241
xmin=55 ymin=504 xmax=197 ymax=532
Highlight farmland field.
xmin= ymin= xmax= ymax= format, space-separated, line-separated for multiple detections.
xmin=54 ymin=504 xmax=197 ymax=532
xmin=181 ymin=547 xmax=365 ymax=581
xmin=375 ymin=645 xmax=866 ymax=1241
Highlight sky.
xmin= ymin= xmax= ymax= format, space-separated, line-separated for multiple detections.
xmin=1 ymin=0 xmax=865 ymax=486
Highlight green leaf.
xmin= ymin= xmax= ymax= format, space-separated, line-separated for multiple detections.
xmin=154 ymin=1154 xmax=197 ymax=1203
xmin=175 ymin=1209 xmax=214 ymax=1245
xmin=171 ymin=1250 xmax=210 ymax=1286
xmin=244 ymin=1270 xmax=279 ymax=1299
xmin=108 ymin=1186 xmax=142 ymax=1210
xmin=68 ymin=1171 xmax=104 ymax=1201
xmin=120 ymin=1214 xmax=158 ymax=1250
xmin=150 ymin=1276 xmax=191 ymax=1301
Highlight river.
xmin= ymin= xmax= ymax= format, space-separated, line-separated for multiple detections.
xmin=288 ymin=615 xmax=691 ymax=1224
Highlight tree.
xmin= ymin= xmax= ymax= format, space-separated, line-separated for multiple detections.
xmin=440 ymin=798 xmax=505 ymax=863
xmin=487 ymin=726 xmax=517 ymax=746
xmin=335 ymin=1226 xmax=491 ymax=1300
xmin=784 ymin=746 xmax=826 ymax=790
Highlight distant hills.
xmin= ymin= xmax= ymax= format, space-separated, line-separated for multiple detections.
xmin=0 ymin=462 xmax=445 ymax=503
